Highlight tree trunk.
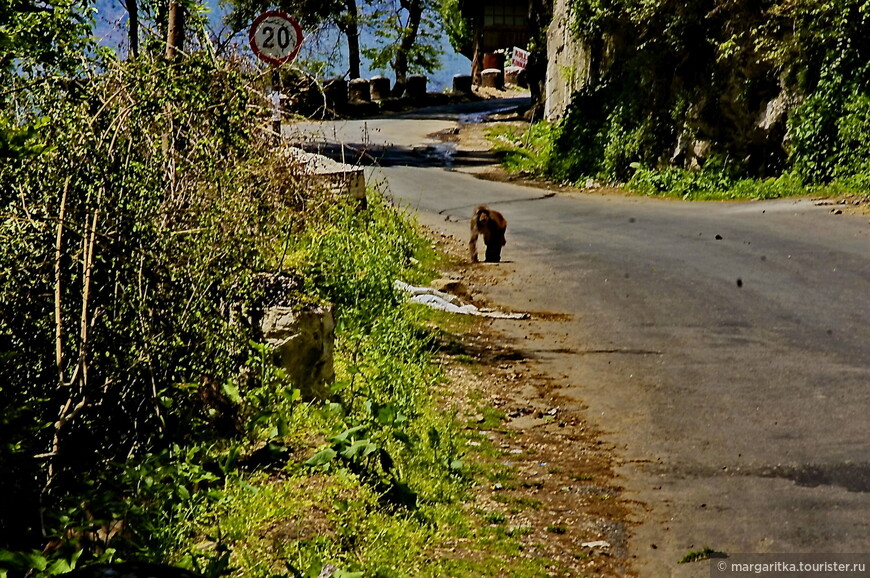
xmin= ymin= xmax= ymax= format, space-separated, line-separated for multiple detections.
xmin=392 ymin=0 xmax=424 ymax=96
xmin=165 ymin=0 xmax=184 ymax=61
xmin=344 ymin=0 xmax=362 ymax=79
xmin=526 ymin=0 xmax=551 ymax=116
xmin=125 ymin=0 xmax=139 ymax=58
xmin=471 ymin=10 xmax=483 ymax=84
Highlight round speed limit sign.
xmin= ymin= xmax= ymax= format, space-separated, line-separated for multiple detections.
xmin=249 ymin=10 xmax=303 ymax=67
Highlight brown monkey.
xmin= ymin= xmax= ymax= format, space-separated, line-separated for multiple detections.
xmin=469 ymin=205 xmax=507 ymax=263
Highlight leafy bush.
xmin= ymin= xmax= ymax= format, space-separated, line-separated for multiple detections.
xmin=627 ymin=166 xmax=806 ymax=201
xmin=537 ymin=0 xmax=870 ymax=190
xmin=285 ymin=191 xmax=423 ymax=326
xmin=487 ymin=122 xmax=558 ymax=177
xmin=0 ymin=44 xmax=313 ymax=565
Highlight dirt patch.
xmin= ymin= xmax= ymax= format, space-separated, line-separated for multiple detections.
xmin=813 ymin=193 xmax=870 ymax=216
xmin=426 ymin=230 xmax=636 ymax=577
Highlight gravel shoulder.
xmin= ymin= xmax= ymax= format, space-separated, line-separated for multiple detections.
xmin=425 ymin=228 xmax=637 ymax=577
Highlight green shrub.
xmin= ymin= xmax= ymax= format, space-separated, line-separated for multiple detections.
xmin=627 ymin=166 xmax=807 ymax=201
xmin=0 ymin=49 xmax=307 ymax=565
xmin=487 ymin=122 xmax=558 ymax=177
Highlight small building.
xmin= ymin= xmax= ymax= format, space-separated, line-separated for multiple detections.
xmin=458 ymin=0 xmax=532 ymax=82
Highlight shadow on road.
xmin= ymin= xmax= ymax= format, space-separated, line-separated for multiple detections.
xmin=296 ymin=141 xmax=500 ymax=170
xmin=290 ymin=96 xmax=530 ymax=170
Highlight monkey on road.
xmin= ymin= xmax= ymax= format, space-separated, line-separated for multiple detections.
xmin=469 ymin=205 xmax=507 ymax=263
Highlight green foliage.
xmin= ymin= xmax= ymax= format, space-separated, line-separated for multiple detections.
xmin=0 ymin=0 xmax=99 ymax=84
xmin=223 ymin=0 xmax=347 ymax=34
xmin=0 ymin=31 xmax=310 ymax=564
xmin=362 ymin=0 xmax=445 ymax=78
xmin=0 ymin=549 xmax=83 ymax=578
xmin=560 ymin=82 xmax=671 ymax=182
xmin=304 ymin=403 xmax=419 ymax=510
xmin=487 ymin=122 xmax=558 ymax=177
xmin=522 ymin=0 xmax=870 ymax=194
xmin=790 ymin=79 xmax=870 ymax=182
xmin=285 ymin=191 xmax=423 ymax=325
xmin=0 ymin=116 xmax=53 ymax=158
xmin=438 ymin=0 xmax=470 ymax=54
xmin=233 ymin=342 xmax=303 ymax=442
xmin=627 ymin=166 xmax=807 ymax=201
xmin=678 ymin=547 xmax=723 ymax=564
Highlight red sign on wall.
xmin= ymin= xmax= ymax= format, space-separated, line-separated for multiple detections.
xmin=512 ymin=47 xmax=529 ymax=69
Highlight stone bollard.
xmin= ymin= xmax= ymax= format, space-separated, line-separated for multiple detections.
xmin=482 ymin=52 xmax=503 ymax=72
xmin=369 ymin=76 xmax=391 ymax=101
xmin=348 ymin=78 xmax=370 ymax=102
xmin=504 ymin=66 xmax=527 ymax=87
xmin=323 ymin=77 xmax=348 ymax=110
xmin=406 ymin=75 xmax=428 ymax=99
xmin=260 ymin=304 xmax=335 ymax=401
xmin=452 ymin=74 xmax=473 ymax=95
xmin=480 ymin=68 xmax=503 ymax=89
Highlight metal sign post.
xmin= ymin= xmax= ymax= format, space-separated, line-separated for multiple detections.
xmin=249 ymin=10 xmax=304 ymax=145
xmin=270 ymin=70 xmax=281 ymax=145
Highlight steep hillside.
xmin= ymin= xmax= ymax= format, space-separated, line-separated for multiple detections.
xmin=544 ymin=0 xmax=870 ymax=188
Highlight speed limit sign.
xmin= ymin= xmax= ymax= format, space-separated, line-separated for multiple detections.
xmin=249 ymin=10 xmax=303 ymax=67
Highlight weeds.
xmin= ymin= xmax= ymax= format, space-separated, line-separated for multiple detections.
xmin=627 ymin=166 xmax=810 ymax=201
xmin=679 ymin=547 xmax=725 ymax=564
xmin=489 ymin=120 xmax=869 ymax=202
xmin=487 ymin=123 xmax=558 ymax=177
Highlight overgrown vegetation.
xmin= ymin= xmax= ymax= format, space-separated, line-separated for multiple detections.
xmin=493 ymin=0 xmax=870 ymax=200
xmin=0 ymin=2 xmax=570 ymax=576
xmin=678 ymin=547 xmax=724 ymax=564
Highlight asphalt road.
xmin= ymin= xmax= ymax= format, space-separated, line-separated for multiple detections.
xmin=289 ymin=98 xmax=870 ymax=576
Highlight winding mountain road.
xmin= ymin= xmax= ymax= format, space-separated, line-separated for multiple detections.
xmin=289 ymin=98 xmax=870 ymax=576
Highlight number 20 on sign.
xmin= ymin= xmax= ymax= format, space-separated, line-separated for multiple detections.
xmin=249 ymin=10 xmax=303 ymax=67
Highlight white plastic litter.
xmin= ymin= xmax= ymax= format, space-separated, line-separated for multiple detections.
xmin=395 ymin=281 xmax=528 ymax=319
xmin=581 ymin=541 xmax=611 ymax=549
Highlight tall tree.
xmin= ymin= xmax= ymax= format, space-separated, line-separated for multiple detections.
xmin=392 ymin=0 xmax=424 ymax=94
xmin=125 ymin=0 xmax=140 ymax=57
xmin=364 ymin=0 xmax=443 ymax=93
xmin=165 ymin=0 xmax=184 ymax=60
xmin=340 ymin=0 xmax=362 ymax=78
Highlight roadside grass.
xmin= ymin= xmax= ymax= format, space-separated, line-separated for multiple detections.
xmin=182 ymin=371 xmax=557 ymax=577
xmin=627 ymin=167 xmax=809 ymax=201
xmin=625 ymin=166 xmax=840 ymax=201
xmin=486 ymin=123 xmax=555 ymax=178
xmin=157 ymin=191 xmax=560 ymax=577
xmin=486 ymin=122 xmax=865 ymax=202
xmin=679 ymin=547 xmax=726 ymax=564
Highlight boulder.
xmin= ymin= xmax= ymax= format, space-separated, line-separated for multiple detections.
xmin=406 ymin=75 xmax=428 ymax=99
xmin=281 ymin=147 xmax=367 ymax=206
xmin=505 ymin=66 xmax=527 ymax=87
xmin=323 ymin=77 xmax=348 ymax=111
